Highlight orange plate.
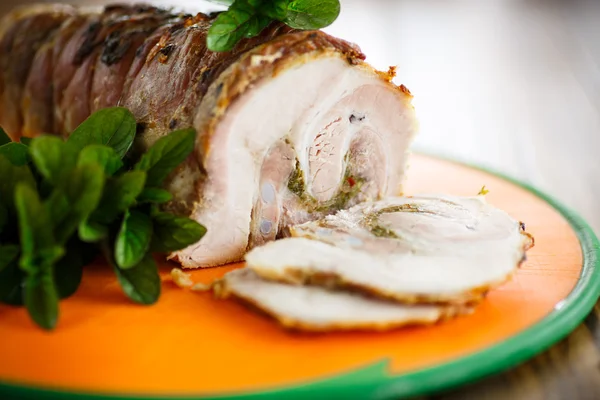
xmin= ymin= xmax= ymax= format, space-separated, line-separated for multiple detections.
xmin=0 ymin=154 xmax=598 ymax=400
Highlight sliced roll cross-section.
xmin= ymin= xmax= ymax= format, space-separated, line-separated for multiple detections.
xmin=245 ymin=194 xmax=534 ymax=305
xmin=172 ymin=31 xmax=419 ymax=267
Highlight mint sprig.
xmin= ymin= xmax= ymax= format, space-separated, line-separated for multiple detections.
xmin=0 ymin=107 xmax=206 ymax=330
xmin=206 ymin=0 xmax=341 ymax=52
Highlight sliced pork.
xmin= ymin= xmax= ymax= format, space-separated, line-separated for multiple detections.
xmin=245 ymin=194 xmax=534 ymax=305
xmin=0 ymin=3 xmax=418 ymax=268
xmin=214 ymin=268 xmax=463 ymax=332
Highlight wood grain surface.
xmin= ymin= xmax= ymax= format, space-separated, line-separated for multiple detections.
xmin=1 ymin=0 xmax=599 ymax=399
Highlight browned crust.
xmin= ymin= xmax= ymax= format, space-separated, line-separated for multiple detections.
xmin=213 ymin=274 xmax=468 ymax=333
xmin=251 ymin=229 xmax=534 ymax=306
xmin=0 ymin=4 xmax=76 ymax=140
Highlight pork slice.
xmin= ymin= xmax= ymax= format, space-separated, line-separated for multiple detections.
xmin=168 ymin=31 xmax=418 ymax=268
xmin=215 ymin=268 xmax=463 ymax=332
xmin=245 ymin=194 xmax=534 ymax=304
xmin=0 ymin=4 xmax=75 ymax=140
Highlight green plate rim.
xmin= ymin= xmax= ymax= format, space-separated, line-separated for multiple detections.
xmin=1 ymin=153 xmax=599 ymax=400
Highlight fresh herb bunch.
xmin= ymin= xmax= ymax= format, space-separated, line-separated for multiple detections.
xmin=0 ymin=108 xmax=206 ymax=330
xmin=206 ymin=0 xmax=341 ymax=52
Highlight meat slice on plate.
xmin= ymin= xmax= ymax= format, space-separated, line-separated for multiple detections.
xmin=245 ymin=194 xmax=534 ymax=305
xmin=214 ymin=268 xmax=464 ymax=332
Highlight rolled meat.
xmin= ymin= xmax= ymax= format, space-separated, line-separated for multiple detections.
xmin=0 ymin=3 xmax=419 ymax=267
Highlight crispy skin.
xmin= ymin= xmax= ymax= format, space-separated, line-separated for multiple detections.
xmin=0 ymin=4 xmax=75 ymax=139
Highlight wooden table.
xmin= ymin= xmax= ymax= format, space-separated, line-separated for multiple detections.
xmin=1 ymin=0 xmax=599 ymax=398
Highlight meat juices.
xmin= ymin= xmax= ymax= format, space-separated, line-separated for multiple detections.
xmin=0 ymin=3 xmax=418 ymax=267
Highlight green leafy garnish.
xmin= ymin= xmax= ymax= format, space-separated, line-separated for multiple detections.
xmin=283 ymin=0 xmax=340 ymax=30
xmin=112 ymin=252 xmax=161 ymax=305
xmin=0 ymin=127 xmax=10 ymax=146
xmin=14 ymin=184 xmax=64 ymax=274
xmin=54 ymin=239 xmax=91 ymax=299
xmin=24 ymin=270 xmax=59 ymax=330
xmin=0 ymin=245 xmax=19 ymax=272
xmin=53 ymin=164 xmax=105 ymax=244
xmin=67 ymin=107 xmax=136 ymax=158
xmin=14 ymin=184 xmax=64 ymax=330
xmin=0 ymin=107 xmax=206 ymax=330
xmin=137 ymin=188 xmax=173 ymax=204
xmin=150 ymin=212 xmax=207 ymax=253
xmin=78 ymin=219 xmax=109 ymax=243
xmin=134 ymin=128 xmax=195 ymax=186
xmin=92 ymin=170 xmax=147 ymax=224
xmin=0 ymin=142 xmax=30 ymax=166
xmin=115 ymin=210 xmax=153 ymax=269
xmin=206 ymin=0 xmax=341 ymax=52
xmin=77 ymin=145 xmax=123 ymax=176
xmin=0 ymin=262 xmax=24 ymax=306
xmin=30 ymin=136 xmax=77 ymax=185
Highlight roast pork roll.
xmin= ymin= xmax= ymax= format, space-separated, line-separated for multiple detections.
xmin=0 ymin=4 xmax=418 ymax=268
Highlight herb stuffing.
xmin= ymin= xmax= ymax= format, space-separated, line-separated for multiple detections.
xmin=206 ymin=0 xmax=341 ymax=52
xmin=0 ymin=108 xmax=206 ymax=330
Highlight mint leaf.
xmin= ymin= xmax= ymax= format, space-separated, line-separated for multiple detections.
xmin=0 ymin=156 xmax=36 ymax=212
xmin=0 ymin=201 xmax=7 ymax=233
xmin=68 ymin=107 xmax=136 ymax=159
xmin=245 ymin=14 xmax=271 ymax=38
xmin=24 ymin=269 xmax=59 ymax=330
xmin=207 ymin=5 xmax=255 ymax=52
xmin=150 ymin=212 xmax=207 ymax=253
xmin=134 ymin=128 xmax=195 ymax=186
xmin=284 ymin=0 xmax=340 ymax=29
xmin=0 ymin=245 xmax=19 ymax=272
xmin=0 ymin=261 xmax=24 ymax=305
xmin=20 ymin=137 xmax=32 ymax=146
xmin=115 ymin=210 xmax=153 ymax=269
xmin=0 ymin=142 xmax=30 ymax=166
xmin=44 ymin=191 xmax=70 ymax=228
xmin=79 ymin=219 xmax=108 ymax=242
xmin=0 ymin=127 xmax=10 ymax=146
xmin=137 ymin=187 xmax=173 ymax=204
xmin=54 ymin=239 xmax=94 ymax=299
xmin=14 ymin=184 xmax=64 ymax=273
xmin=113 ymin=252 xmax=160 ymax=305
xmin=93 ymin=170 xmax=146 ymax=224
xmin=30 ymin=136 xmax=77 ymax=186
xmin=262 ymin=0 xmax=287 ymax=20
xmin=54 ymin=164 xmax=105 ymax=244
xmin=77 ymin=145 xmax=123 ymax=176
